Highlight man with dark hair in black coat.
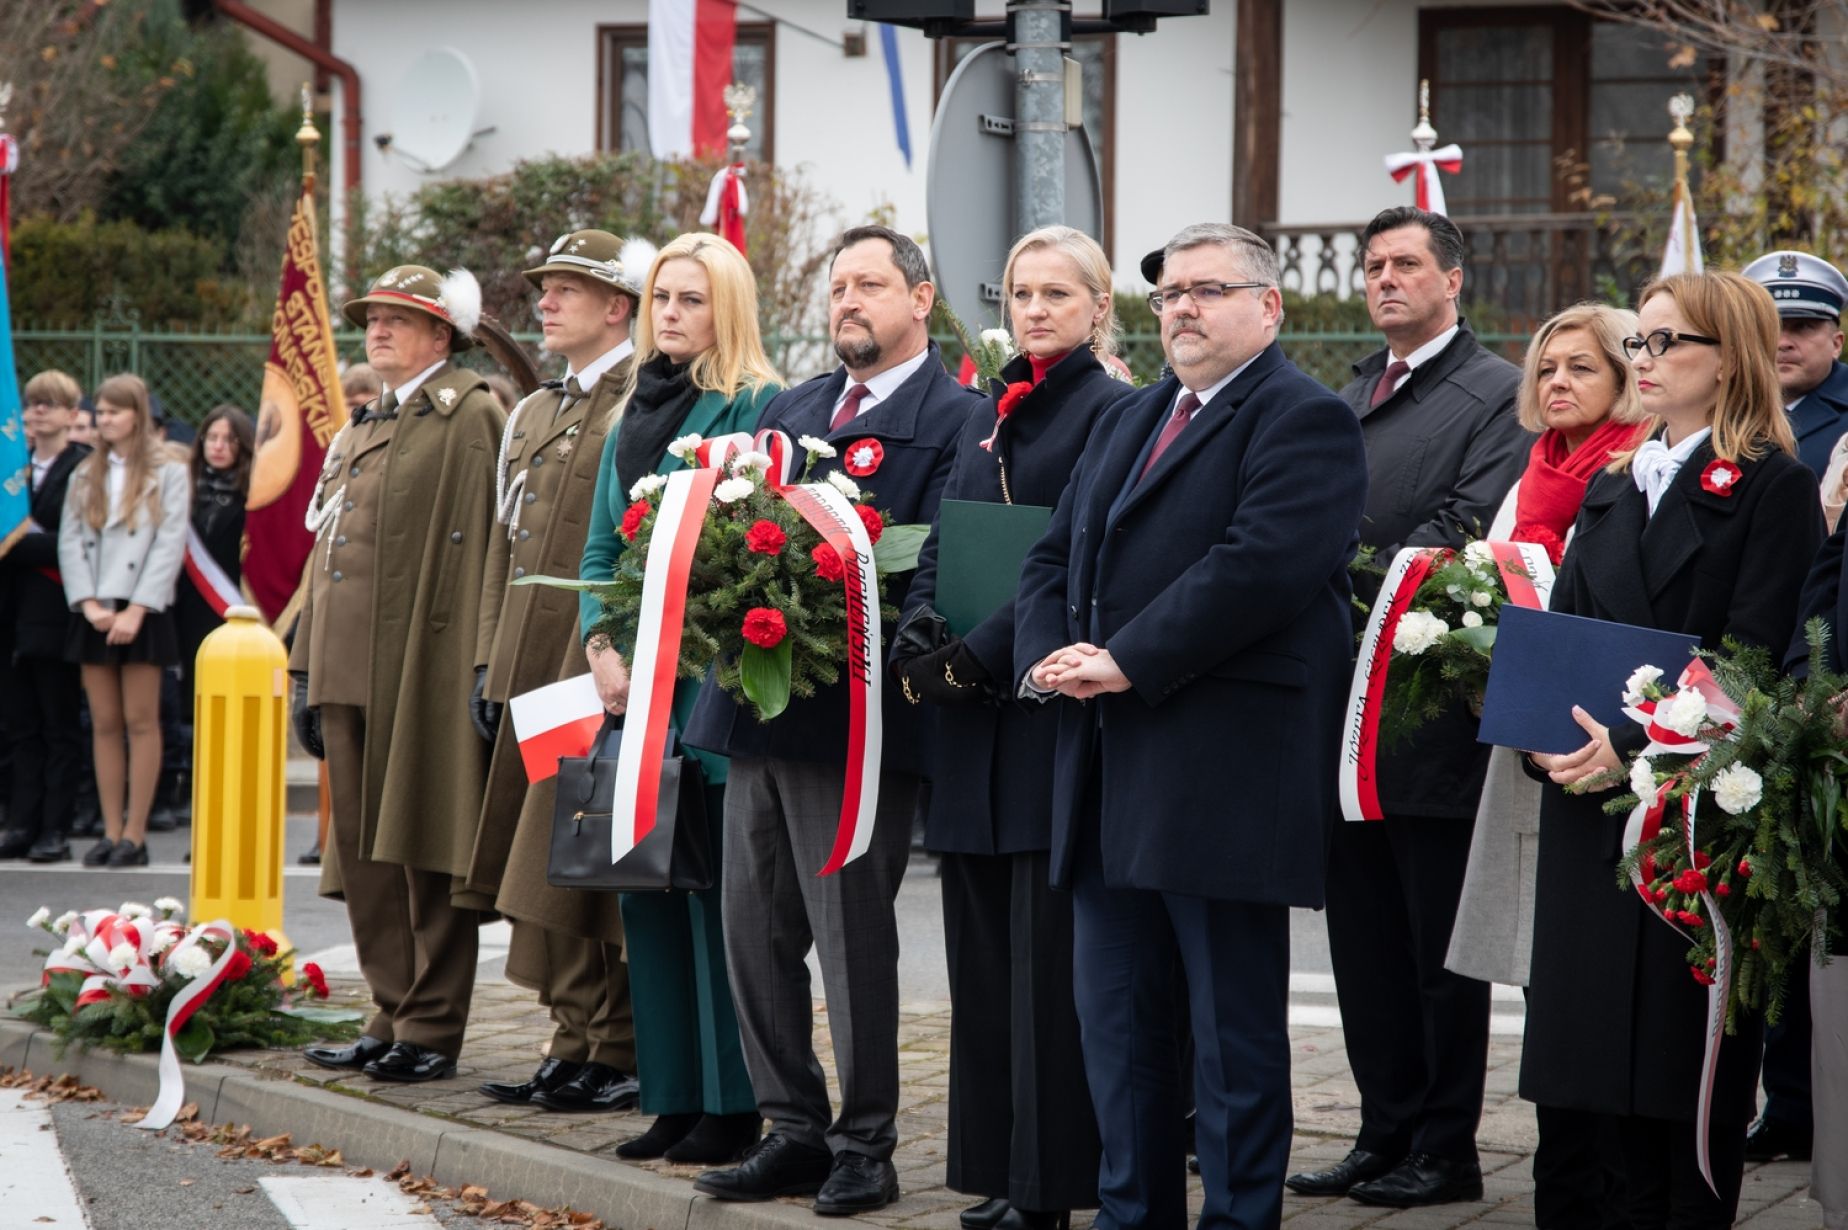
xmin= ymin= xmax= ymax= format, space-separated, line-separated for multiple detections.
xmin=1286 ymin=206 xmax=1529 ymax=1209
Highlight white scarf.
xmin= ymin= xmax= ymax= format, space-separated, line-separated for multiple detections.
xmin=1631 ymin=426 xmax=1712 ymax=515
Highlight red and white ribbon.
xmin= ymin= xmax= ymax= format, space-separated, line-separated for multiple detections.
xmin=182 ymin=525 xmax=241 ymax=618
xmin=42 ymin=909 xmax=179 ymax=1007
xmin=133 ymin=920 xmax=239 ymax=1131
xmin=1487 ymin=540 xmax=1553 ymax=610
xmin=698 ymin=162 xmax=748 ymax=254
xmin=1620 ymin=659 xmax=1740 ymax=757
xmin=1385 ymin=144 xmax=1463 ymax=216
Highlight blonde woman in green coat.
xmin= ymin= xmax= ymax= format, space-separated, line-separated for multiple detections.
xmin=579 ymin=233 xmax=781 ymax=1163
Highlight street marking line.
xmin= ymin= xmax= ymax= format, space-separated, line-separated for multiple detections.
xmin=1289 ymin=1003 xmax=1528 ymax=1036
xmin=0 ymin=1091 xmax=92 ymax=1227
xmin=259 ymin=1174 xmax=444 ymax=1227
xmin=1287 ymin=971 xmax=1525 ymax=1002
xmin=302 ymin=920 xmax=513 ymax=977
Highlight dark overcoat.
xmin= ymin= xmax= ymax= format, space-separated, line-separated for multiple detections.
xmin=1013 ymin=343 xmax=1369 ymax=907
xmin=3 ymin=444 xmax=90 ymax=660
xmin=1790 ymin=358 xmax=1848 ymax=478
xmin=1520 ymin=438 xmax=1822 ymax=1120
xmin=684 ymin=343 xmax=981 ymax=776
xmin=1339 ymin=324 xmax=1528 ymax=818
xmin=903 ymin=349 xmax=1132 ymax=855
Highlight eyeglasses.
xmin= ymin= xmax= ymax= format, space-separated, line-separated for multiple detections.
xmin=1622 ymin=328 xmax=1721 ymax=358
xmin=1147 ymin=282 xmax=1268 ymax=313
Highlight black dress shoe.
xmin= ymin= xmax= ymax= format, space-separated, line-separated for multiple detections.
xmin=106 ymin=840 xmax=148 ymax=867
xmin=814 ymin=1151 xmax=899 ymax=1216
xmin=1744 ymin=1116 xmax=1813 ymax=1162
xmin=0 ymin=828 xmax=36 ymax=859
xmin=1285 ymin=1148 xmax=1401 ymax=1196
xmin=1347 ymin=1153 xmax=1484 ymax=1207
xmin=82 ymin=837 xmax=116 ymax=867
xmin=992 ymin=1208 xmax=1069 ymax=1230
xmin=961 ymin=1199 xmax=1011 ymax=1230
xmin=304 ymin=1034 xmax=391 ymax=1071
xmin=530 ymin=1061 xmax=639 ymax=1112
xmin=615 ymin=1111 xmax=702 ymax=1159
xmin=27 ymin=834 xmax=71 ymax=863
xmin=478 ymin=1057 xmax=582 ymax=1104
xmin=663 ymin=1111 xmax=762 ymax=1163
xmin=693 ymin=1133 xmax=833 ymax=1201
xmin=363 ymin=1041 xmax=458 ymax=1083
xmin=298 ymin=844 xmax=322 ymax=866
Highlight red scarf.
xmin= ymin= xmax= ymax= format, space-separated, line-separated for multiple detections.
xmin=1512 ymin=417 xmax=1651 ymax=563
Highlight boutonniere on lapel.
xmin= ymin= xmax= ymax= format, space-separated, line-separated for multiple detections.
xmin=980 ymin=382 xmax=1033 ymax=452
xmin=1700 ymin=458 xmax=1741 ymax=497
xmin=844 ymin=438 xmax=884 ymax=477
xmin=437 ymin=387 xmax=457 ymax=407
xmin=557 ymin=423 xmax=579 ymax=460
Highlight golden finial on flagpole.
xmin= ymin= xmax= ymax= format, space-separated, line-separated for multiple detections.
xmin=1411 ymin=78 xmax=1437 ymax=152
xmin=1667 ymin=94 xmax=1697 ymax=272
xmin=723 ymin=82 xmax=756 ymax=161
xmin=296 ymin=83 xmax=320 ymax=191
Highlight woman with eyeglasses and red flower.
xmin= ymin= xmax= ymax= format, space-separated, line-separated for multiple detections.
xmin=890 ymin=225 xmax=1134 ymax=1230
xmin=1522 ymin=271 xmax=1822 ymax=1227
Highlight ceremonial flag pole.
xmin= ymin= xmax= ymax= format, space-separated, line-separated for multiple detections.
xmin=1385 ymin=80 xmax=1463 ymax=217
xmin=0 ymin=80 xmax=26 ymax=560
xmin=1659 ymin=94 xmax=1704 ymax=278
xmin=699 ymin=83 xmax=754 ymax=256
xmin=243 ymin=86 xmax=350 ymax=627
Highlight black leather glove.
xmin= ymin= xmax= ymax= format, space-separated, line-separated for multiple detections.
xmin=897 ymin=637 xmax=995 ymax=707
xmin=469 ymin=666 xmax=502 ymax=743
xmin=290 ymin=672 xmax=324 ymax=760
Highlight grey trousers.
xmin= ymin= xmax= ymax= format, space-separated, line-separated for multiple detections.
xmin=721 ymin=757 xmax=918 ymax=1160
xmin=1815 ymin=955 xmax=1848 ymax=1230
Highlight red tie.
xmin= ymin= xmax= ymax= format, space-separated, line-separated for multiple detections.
xmin=1139 ymin=392 xmax=1200 ymax=481
xmin=831 ymin=383 xmax=872 ymax=432
xmin=1370 ymin=359 xmax=1411 ymax=408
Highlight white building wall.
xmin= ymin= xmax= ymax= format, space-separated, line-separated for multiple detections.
xmin=325 ymin=0 xmax=1229 ymax=290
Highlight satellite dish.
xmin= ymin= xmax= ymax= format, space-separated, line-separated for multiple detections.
xmin=926 ymin=42 xmax=1103 ymax=331
xmin=384 ymin=47 xmax=483 ymax=172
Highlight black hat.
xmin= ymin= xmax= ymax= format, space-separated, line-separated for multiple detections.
xmin=1140 ymin=247 xmax=1165 ymax=286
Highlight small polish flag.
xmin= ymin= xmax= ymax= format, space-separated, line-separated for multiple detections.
xmin=647 ymin=0 xmax=737 ymax=160
xmin=509 ymin=674 xmax=608 ymax=783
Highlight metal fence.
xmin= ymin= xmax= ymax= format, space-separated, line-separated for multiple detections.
xmin=14 ymin=322 xmax=1538 ymax=425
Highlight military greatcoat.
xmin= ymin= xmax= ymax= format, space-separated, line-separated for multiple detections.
xmin=461 ymin=361 xmax=628 ymax=911
xmin=289 ymin=362 xmax=505 ymax=894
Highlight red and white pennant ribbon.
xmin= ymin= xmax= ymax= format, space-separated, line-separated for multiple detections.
xmin=614 ymin=429 xmax=881 ymax=875
xmin=1385 ymin=144 xmax=1463 ymax=216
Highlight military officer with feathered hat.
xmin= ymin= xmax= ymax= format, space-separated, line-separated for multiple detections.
xmin=292 ymin=263 xmax=506 ymax=1082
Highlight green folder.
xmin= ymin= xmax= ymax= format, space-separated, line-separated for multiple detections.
xmin=936 ymin=499 xmax=1055 ymax=636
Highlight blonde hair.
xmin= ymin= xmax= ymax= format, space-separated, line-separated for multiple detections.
xmin=24 ymin=369 xmax=82 ymax=408
xmin=1517 ymin=303 xmax=1646 ymax=433
xmin=1002 ymin=225 xmax=1120 ymax=358
xmin=76 ymin=373 xmax=174 ymax=532
xmin=1610 ymin=272 xmax=1794 ymax=471
xmin=623 ymin=233 xmax=780 ymax=423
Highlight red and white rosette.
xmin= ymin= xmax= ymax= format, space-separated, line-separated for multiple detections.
xmin=133 ymin=920 xmax=240 ymax=1131
xmin=182 ymin=525 xmax=242 ymax=618
xmin=615 ymin=429 xmax=882 ymax=874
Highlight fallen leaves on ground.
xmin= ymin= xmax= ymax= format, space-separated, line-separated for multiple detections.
xmin=0 ymin=1068 xmax=105 ymax=1104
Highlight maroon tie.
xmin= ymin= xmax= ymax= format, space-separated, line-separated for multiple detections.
xmin=1370 ymin=359 xmax=1411 ymax=408
xmin=831 ymin=383 xmax=872 ymax=432
xmin=1139 ymin=392 xmax=1200 ymax=481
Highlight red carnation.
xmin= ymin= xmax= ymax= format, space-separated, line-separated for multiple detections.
xmin=620 ymin=500 xmax=652 ymax=542
xmin=1737 ymin=857 xmax=1753 ymax=878
xmin=812 ymin=543 xmax=845 ymax=582
xmin=1651 ymin=888 xmax=1668 ymax=904
xmin=1691 ymin=966 xmax=1716 ymax=986
xmin=301 ymin=961 xmax=330 ymax=998
xmin=855 ymin=503 xmax=884 ymax=545
xmin=745 ymin=520 xmax=787 ymax=555
xmin=243 ymin=929 xmax=278 ymax=957
xmin=1715 ymin=882 xmax=1731 ymax=898
xmin=1672 ymin=869 xmax=1709 ymax=894
xmin=1693 ymin=850 xmax=1711 ymax=870
xmin=1681 ymin=911 xmax=1705 ymax=928
xmin=742 ymin=607 xmax=788 ymax=649
xmin=224 ymin=949 xmax=253 ymax=982
xmin=1751 ymin=937 xmax=1762 ymax=950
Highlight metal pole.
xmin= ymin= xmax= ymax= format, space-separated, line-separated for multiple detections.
xmin=1009 ymin=0 xmax=1069 ymax=235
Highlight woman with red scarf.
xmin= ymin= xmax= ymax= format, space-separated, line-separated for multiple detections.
xmin=1447 ymin=302 xmax=1650 ymax=1230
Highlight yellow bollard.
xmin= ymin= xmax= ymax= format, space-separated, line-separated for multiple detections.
xmin=189 ymin=604 xmax=291 ymax=972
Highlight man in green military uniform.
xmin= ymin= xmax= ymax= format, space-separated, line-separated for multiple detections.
xmin=462 ymin=231 xmax=651 ymax=1112
xmin=291 ymin=263 xmax=505 ymax=1083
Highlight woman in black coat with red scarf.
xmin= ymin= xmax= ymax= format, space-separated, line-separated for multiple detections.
xmin=892 ymin=226 xmax=1134 ymax=1230
xmin=1525 ymin=271 xmax=1824 ymax=1229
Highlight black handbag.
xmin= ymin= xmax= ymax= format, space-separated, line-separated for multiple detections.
xmin=547 ymin=717 xmax=713 ymax=892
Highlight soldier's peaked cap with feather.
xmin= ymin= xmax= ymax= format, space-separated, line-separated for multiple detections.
xmin=343 ymin=265 xmax=482 ymax=351
xmin=524 ymin=231 xmax=655 ymax=299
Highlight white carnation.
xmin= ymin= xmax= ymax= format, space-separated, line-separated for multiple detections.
xmin=1393 ymin=610 xmax=1449 ymax=656
xmin=1462 ymin=540 xmax=1496 ymax=571
xmin=1629 ymin=755 xmax=1657 ymax=801
xmin=117 ymin=902 xmax=151 ymax=919
xmin=627 ymin=473 xmax=667 ymax=502
xmin=148 ymin=928 xmax=180 ymax=955
xmin=62 ymin=935 xmax=85 ymax=956
xmin=153 ymin=897 xmax=183 ymax=917
xmin=825 ymin=472 xmax=861 ymax=501
xmin=53 ymin=911 xmax=78 ymax=935
xmin=979 ymin=327 xmax=1016 ymax=353
xmin=666 ymin=433 xmax=704 ymax=462
xmin=1460 ymin=610 xmax=1483 ymax=629
xmin=1656 ymin=687 xmax=1710 ymax=739
xmin=1469 ymin=589 xmax=1494 ymax=608
xmin=713 ymin=477 xmax=756 ymax=504
xmin=797 ymin=435 xmax=836 ymax=459
xmin=730 ymin=450 xmax=772 ymax=476
xmin=27 ymin=907 xmax=50 ymax=930
xmin=1712 ymin=763 xmax=1764 ymax=816
xmin=170 ymin=946 xmax=212 ymax=979
xmin=107 ymin=942 xmax=138 ymax=969
xmin=1623 ymin=664 xmax=1664 ymax=707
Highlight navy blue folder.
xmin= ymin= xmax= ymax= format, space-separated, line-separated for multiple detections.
xmin=1476 ymin=605 xmax=1702 ymax=754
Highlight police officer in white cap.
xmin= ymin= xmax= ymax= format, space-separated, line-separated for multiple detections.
xmin=1742 ymin=249 xmax=1848 ymax=479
